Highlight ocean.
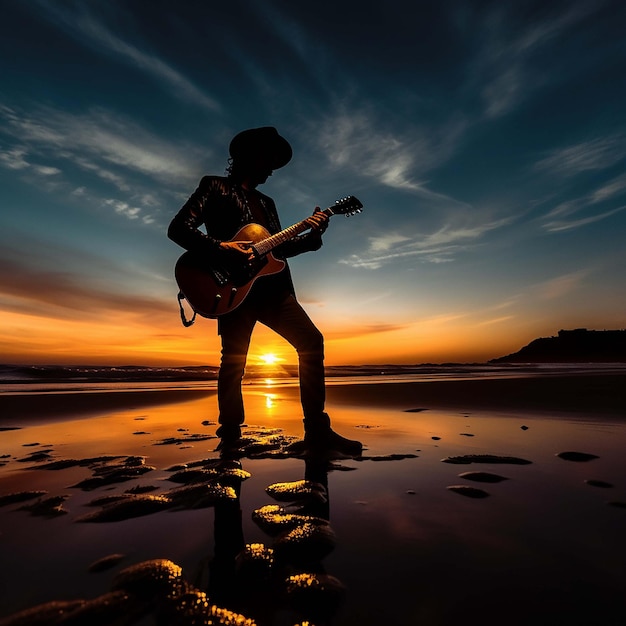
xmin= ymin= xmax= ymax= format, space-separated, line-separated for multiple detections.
xmin=1 ymin=362 xmax=624 ymax=395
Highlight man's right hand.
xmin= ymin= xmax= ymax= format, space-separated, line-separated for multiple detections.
xmin=219 ymin=240 xmax=255 ymax=262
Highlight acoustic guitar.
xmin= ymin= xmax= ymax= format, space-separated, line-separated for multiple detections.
xmin=175 ymin=195 xmax=363 ymax=320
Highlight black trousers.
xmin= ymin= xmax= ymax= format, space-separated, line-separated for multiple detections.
xmin=217 ymin=292 xmax=325 ymax=428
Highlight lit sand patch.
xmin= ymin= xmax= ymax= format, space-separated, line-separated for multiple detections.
xmin=265 ymin=480 xmax=327 ymax=503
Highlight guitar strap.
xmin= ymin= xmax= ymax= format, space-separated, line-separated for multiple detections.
xmin=177 ymin=290 xmax=197 ymax=327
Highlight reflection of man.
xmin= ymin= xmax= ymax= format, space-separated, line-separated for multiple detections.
xmin=168 ymin=127 xmax=361 ymax=456
xmin=208 ymin=453 xmax=340 ymax=623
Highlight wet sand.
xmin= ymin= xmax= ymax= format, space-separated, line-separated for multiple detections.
xmin=1 ymin=374 xmax=626 ymax=625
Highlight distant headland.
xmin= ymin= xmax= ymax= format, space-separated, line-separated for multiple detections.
xmin=491 ymin=328 xmax=626 ymax=363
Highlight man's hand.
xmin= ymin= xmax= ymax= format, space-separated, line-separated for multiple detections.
xmin=219 ymin=240 xmax=255 ymax=262
xmin=305 ymin=207 xmax=329 ymax=234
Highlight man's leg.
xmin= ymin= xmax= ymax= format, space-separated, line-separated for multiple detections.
xmin=258 ymin=295 xmax=325 ymax=418
xmin=216 ymin=308 xmax=256 ymax=440
xmin=260 ymin=295 xmax=361 ymax=456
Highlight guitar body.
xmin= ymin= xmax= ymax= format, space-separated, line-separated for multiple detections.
xmin=175 ymin=223 xmax=286 ymax=318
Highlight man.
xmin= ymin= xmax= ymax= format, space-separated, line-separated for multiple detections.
xmin=168 ymin=127 xmax=362 ymax=456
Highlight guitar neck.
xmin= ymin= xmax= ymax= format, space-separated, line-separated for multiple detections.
xmin=252 ymin=207 xmax=334 ymax=257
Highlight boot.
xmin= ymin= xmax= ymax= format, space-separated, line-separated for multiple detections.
xmin=301 ymin=413 xmax=363 ymax=457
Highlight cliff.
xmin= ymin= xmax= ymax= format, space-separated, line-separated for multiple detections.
xmin=491 ymin=329 xmax=626 ymax=363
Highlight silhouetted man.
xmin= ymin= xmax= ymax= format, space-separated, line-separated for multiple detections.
xmin=168 ymin=127 xmax=361 ymax=456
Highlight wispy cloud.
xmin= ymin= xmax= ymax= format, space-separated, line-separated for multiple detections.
xmin=0 ymin=145 xmax=61 ymax=177
xmin=473 ymin=315 xmax=515 ymax=327
xmin=33 ymin=165 xmax=62 ymax=176
xmin=482 ymin=66 xmax=525 ymax=119
xmin=0 ymin=104 xmax=200 ymax=183
xmin=0 ymin=104 xmax=204 ymax=224
xmin=103 ymin=199 xmax=142 ymax=220
xmin=535 ymin=134 xmax=626 ymax=232
xmin=314 ymin=109 xmax=466 ymax=196
xmin=543 ymin=205 xmax=626 ymax=233
xmin=324 ymin=322 xmax=409 ymax=341
xmin=368 ymin=233 xmax=413 ymax=252
xmin=589 ymin=172 xmax=626 ymax=204
xmin=340 ymin=217 xmax=511 ymax=269
xmin=0 ymin=248 xmax=171 ymax=322
xmin=475 ymin=2 xmax=601 ymax=118
xmin=316 ymin=111 xmax=423 ymax=191
xmin=248 ymin=1 xmax=329 ymax=80
xmin=0 ymin=147 xmax=30 ymax=170
xmin=35 ymin=0 xmax=220 ymax=112
xmin=535 ymin=270 xmax=589 ymax=300
xmin=535 ymin=134 xmax=626 ymax=176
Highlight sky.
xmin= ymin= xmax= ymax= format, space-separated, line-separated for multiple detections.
xmin=1 ymin=0 xmax=625 ymax=367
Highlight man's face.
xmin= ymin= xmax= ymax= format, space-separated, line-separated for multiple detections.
xmin=246 ymin=157 xmax=273 ymax=186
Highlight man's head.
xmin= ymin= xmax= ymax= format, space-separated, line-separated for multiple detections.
xmin=229 ymin=127 xmax=292 ymax=172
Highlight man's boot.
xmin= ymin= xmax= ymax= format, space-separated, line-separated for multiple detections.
xmin=301 ymin=412 xmax=363 ymax=457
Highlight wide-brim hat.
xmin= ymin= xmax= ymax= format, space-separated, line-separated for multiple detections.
xmin=229 ymin=126 xmax=292 ymax=169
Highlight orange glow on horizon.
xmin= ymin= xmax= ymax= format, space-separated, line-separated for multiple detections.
xmin=0 ymin=304 xmax=589 ymax=366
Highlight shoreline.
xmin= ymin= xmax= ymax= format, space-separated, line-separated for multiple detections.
xmin=1 ymin=371 xmax=625 ymax=425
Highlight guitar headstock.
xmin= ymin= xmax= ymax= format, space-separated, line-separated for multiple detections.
xmin=329 ymin=195 xmax=363 ymax=217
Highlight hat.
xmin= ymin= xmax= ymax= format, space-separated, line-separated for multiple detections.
xmin=229 ymin=127 xmax=292 ymax=169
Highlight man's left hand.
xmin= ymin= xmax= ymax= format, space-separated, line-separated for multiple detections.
xmin=305 ymin=207 xmax=329 ymax=234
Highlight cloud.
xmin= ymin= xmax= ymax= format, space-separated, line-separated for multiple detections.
xmin=475 ymin=2 xmax=600 ymax=118
xmin=249 ymin=2 xmax=327 ymax=73
xmin=539 ymin=164 xmax=626 ymax=232
xmin=0 ymin=145 xmax=61 ymax=176
xmin=325 ymin=322 xmax=409 ymax=341
xmin=482 ymin=66 xmax=524 ymax=119
xmin=70 ymin=155 xmax=132 ymax=192
xmin=103 ymin=199 xmax=142 ymax=220
xmin=535 ymin=135 xmax=626 ymax=176
xmin=589 ymin=172 xmax=626 ymax=204
xmin=341 ymin=217 xmax=512 ymax=269
xmin=543 ymin=205 xmax=626 ymax=233
xmin=473 ymin=315 xmax=515 ymax=327
xmin=33 ymin=165 xmax=62 ymax=176
xmin=35 ymin=0 xmax=220 ymax=112
xmin=535 ymin=270 xmax=589 ymax=300
xmin=0 ymin=251 xmax=172 ymax=322
xmin=0 ymin=147 xmax=30 ymax=170
xmin=0 ymin=105 xmax=200 ymax=185
xmin=316 ymin=112 xmax=422 ymax=191
xmin=313 ymin=109 xmax=466 ymax=195
xmin=0 ymin=103 xmax=207 ymax=227
xmin=536 ymin=141 xmax=626 ymax=232
xmin=368 ymin=233 xmax=412 ymax=252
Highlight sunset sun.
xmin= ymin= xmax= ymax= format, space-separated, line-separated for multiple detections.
xmin=260 ymin=353 xmax=280 ymax=365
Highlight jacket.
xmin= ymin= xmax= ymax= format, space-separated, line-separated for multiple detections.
xmin=168 ymin=175 xmax=322 ymax=297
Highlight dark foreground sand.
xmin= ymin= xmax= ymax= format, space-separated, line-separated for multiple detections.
xmin=1 ymin=373 xmax=625 ymax=625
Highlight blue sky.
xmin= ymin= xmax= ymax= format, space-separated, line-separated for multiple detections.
xmin=1 ymin=0 xmax=625 ymax=365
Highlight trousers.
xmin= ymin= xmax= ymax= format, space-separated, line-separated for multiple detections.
xmin=216 ymin=291 xmax=325 ymax=428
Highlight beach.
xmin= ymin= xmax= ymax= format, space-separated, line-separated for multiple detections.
xmin=1 ymin=370 xmax=626 ymax=625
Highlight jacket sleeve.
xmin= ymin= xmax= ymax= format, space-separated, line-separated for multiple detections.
xmin=167 ymin=176 xmax=223 ymax=262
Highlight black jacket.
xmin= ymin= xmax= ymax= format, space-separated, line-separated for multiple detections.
xmin=168 ymin=175 xmax=322 ymax=296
